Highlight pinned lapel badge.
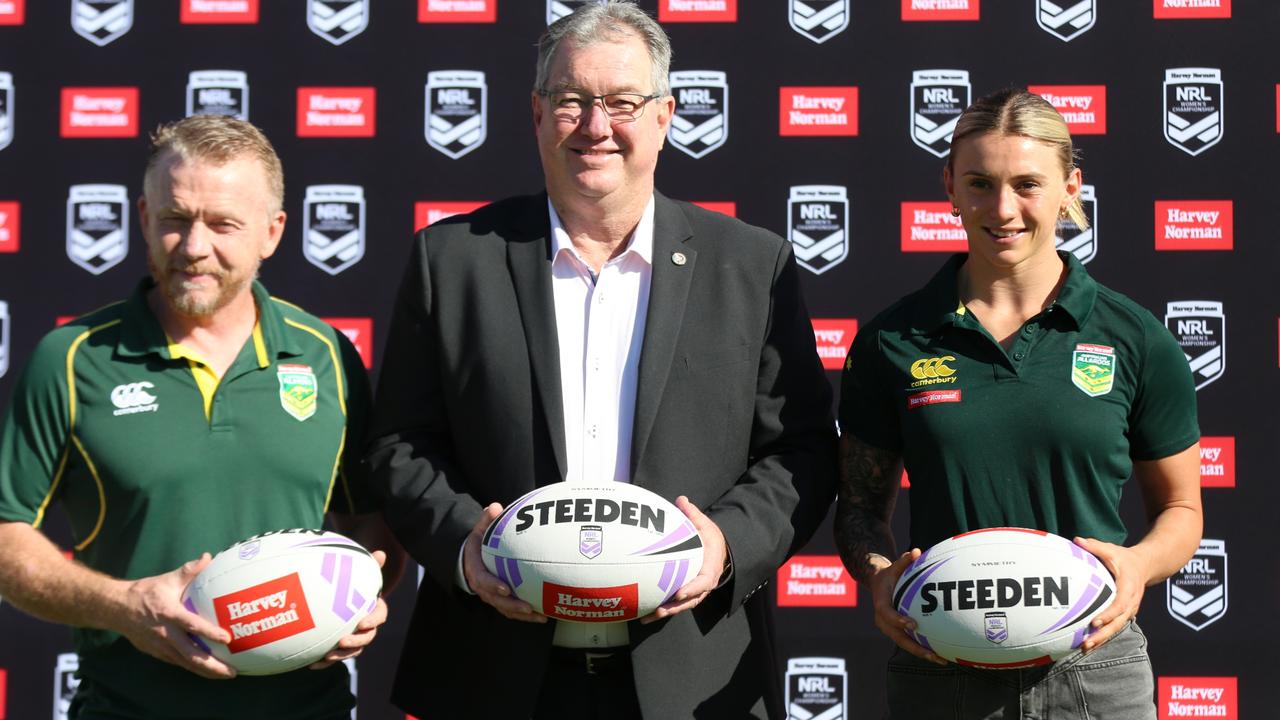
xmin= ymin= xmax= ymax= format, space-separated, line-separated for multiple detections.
xmin=671 ymin=251 xmax=687 ymax=266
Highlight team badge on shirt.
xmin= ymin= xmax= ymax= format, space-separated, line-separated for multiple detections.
xmin=1071 ymin=343 xmax=1115 ymax=397
xmin=278 ymin=363 xmax=318 ymax=421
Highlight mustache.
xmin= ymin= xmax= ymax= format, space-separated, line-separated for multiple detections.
xmin=169 ymin=264 xmax=224 ymax=278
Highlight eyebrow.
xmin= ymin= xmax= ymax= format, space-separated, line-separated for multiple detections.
xmin=546 ymin=84 xmax=649 ymax=95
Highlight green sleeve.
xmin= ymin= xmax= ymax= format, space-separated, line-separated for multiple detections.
xmin=1128 ymin=319 xmax=1200 ymax=461
xmin=0 ymin=333 xmax=74 ymax=525
xmin=331 ymin=329 xmax=376 ymax=515
xmin=837 ymin=323 xmax=902 ymax=452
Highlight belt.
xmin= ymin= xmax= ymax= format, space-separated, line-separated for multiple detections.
xmin=548 ymin=646 xmax=632 ymax=676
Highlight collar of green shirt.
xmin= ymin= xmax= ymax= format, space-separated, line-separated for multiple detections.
xmin=112 ymin=278 xmax=308 ymax=361
xmin=909 ymin=250 xmax=1099 ymax=335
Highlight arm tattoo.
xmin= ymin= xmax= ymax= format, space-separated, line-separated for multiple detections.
xmin=833 ymin=434 xmax=903 ymax=583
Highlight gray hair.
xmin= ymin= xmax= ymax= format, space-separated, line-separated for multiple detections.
xmin=535 ymin=0 xmax=672 ymax=98
xmin=145 ymin=114 xmax=285 ymax=216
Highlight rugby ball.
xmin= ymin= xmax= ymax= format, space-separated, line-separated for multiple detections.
xmin=181 ymin=529 xmax=382 ymax=675
xmin=893 ymin=527 xmax=1116 ymax=669
xmin=481 ymin=482 xmax=704 ymax=623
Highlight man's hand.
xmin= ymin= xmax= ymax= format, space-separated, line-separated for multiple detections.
xmin=641 ymin=496 xmax=726 ymax=623
xmin=868 ymin=549 xmax=946 ymax=665
xmin=1073 ymin=537 xmax=1152 ymax=653
xmin=119 ymin=554 xmax=237 ymax=680
xmin=312 ymin=550 xmax=391 ymax=669
xmin=462 ymin=503 xmax=546 ymax=623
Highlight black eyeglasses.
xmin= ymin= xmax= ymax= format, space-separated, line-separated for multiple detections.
xmin=537 ymin=90 xmax=662 ymax=123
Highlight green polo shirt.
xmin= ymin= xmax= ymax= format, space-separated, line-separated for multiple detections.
xmin=0 ymin=279 xmax=372 ymax=719
xmin=839 ymin=252 xmax=1199 ymax=551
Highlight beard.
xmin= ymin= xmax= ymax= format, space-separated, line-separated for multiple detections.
xmin=150 ymin=256 xmax=259 ymax=319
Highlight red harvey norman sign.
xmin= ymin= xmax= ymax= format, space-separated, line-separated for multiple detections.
xmin=1158 ymin=677 xmax=1236 ymax=719
xmin=777 ymin=555 xmax=856 ymax=607
xmin=418 ymin=0 xmax=497 ymax=23
xmin=60 ymin=87 xmax=139 ymax=138
xmin=1154 ymin=200 xmax=1232 ymax=251
xmin=181 ymin=0 xmax=259 ymax=23
xmin=1028 ymin=85 xmax=1106 ymax=135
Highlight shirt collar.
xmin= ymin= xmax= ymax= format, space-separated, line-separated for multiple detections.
xmin=911 ymin=250 xmax=1098 ymax=333
xmin=547 ymin=195 xmax=656 ymax=269
xmin=116 ymin=278 xmax=295 ymax=364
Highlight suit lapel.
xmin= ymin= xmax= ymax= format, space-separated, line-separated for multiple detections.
xmin=506 ymin=195 xmax=568 ymax=483
xmin=631 ymin=194 xmax=695 ymax=482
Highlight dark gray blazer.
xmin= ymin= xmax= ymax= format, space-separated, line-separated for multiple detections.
xmin=367 ymin=192 xmax=837 ymax=719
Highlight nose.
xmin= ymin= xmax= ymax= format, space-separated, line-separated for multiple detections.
xmin=993 ymin=185 xmax=1019 ymax=221
xmin=578 ymin=99 xmax=614 ymax=139
xmin=177 ymin=221 xmax=213 ymax=259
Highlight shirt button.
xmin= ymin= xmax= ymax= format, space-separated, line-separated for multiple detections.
xmin=1013 ymin=352 xmax=1024 ymax=361
xmin=1023 ymin=325 xmax=1035 ymax=335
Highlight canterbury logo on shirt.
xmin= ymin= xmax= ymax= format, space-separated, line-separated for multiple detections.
xmin=110 ymin=381 xmax=159 ymax=416
xmin=909 ymin=356 xmax=957 ymax=387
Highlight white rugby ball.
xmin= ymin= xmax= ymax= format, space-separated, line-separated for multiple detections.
xmin=893 ymin=527 xmax=1116 ymax=669
xmin=481 ymin=483 xmax=704 ymax=623
xmin=181 ymin=529 xmax=382 ymax=675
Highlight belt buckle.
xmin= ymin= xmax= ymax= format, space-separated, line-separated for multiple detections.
xmin=584 ymin=651 xmax=612 ymax=675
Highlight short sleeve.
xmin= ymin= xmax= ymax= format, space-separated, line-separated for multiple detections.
xmin=330 ymin=329 xmax=377 ymax=515
xmin=1127 ymin=320 xmax=1200 ymax=461
xmin=0 ymin=334 xmax=73 ymax=525
xmin=838 ymin=324 xmax=902 ymax=452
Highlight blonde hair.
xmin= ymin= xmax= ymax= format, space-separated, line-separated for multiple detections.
xmin=949 ymin=88 xmax=1088 ymax=229
xmin=145 ymin=115 xmax=284 ymax=215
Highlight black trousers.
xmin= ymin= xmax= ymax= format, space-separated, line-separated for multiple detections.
xmin=535 ymin=647 xmax=643 ymax=720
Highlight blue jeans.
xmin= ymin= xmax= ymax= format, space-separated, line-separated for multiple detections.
xmin=885 ymin=621 xmax=1157 ymax=720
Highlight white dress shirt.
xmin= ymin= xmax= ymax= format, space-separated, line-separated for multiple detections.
xmin=458 ymin=197 xmax=655 ymax=649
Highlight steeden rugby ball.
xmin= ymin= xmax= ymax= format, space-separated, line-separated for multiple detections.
xmin=481 ymin=482 xmax=704 ymax=623
xmin=182 ymin=529 xmax=382 ymax=675
xmin=893 ymin=527 xmax=1116 ymax=669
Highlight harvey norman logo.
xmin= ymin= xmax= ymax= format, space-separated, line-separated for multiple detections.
xmin=213 ymin=574 xmax=315 ymax=652
xmin=414 ymin=201 xmax=487 ymax=231
xmin=1029 ymin=85 xmax=1106 ymax=134
xmin=181 ymin=0 xmax=259 ymax=23
xmin=659 ymin=0 xmax=737 ymax=22
xmin=418 ymin=0 xmax=496 ymax=23
xmin=0 ymin=0 xmax=24 ymax=25
xmin=323 ymin=316 xmax=374 ymax=369
xmin=1155 ymin=201 xmax=1232 ymax=251
xmin=0 ymin=201 xmax=18 ymax=253
xmin=60 ymin=87 xmax=138 ymax=138
xmin=1158 ymin=677 xmax=1236 ymax=719
xmin=1199 ymin=436 xmax=1234 ymax=488
xmin=543 ymin=581 xmax=638 ymax=622
xmin=901 ymin=0 xmax=979 ymax=21
xmin=812 ymin=319 xmax=858 ymax=371
xmin=779 ymin=86 xmax=857 ymax=136
xmin=777 ymin=556 xmax=856 ymax=607
xmin=901 ymin=201 xmax=966 ymax=252
xmin=297 ymin=87 xmax=376 ymax=137
xmin=1154 ymin=0 xmax=1230 ymax=19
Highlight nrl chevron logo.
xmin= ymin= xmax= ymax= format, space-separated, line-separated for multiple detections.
xmin=1037 ymin=0 xmax=1095 ymax=42
xmin=669 ymin=71 xmax=729 ymax=159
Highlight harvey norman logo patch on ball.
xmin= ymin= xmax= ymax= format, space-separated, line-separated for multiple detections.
xmin=214 ymin=574 xmax=316 ymax=652
xmin=910 ymin=69 xmax=970 ymax=158
xmin=1165 ymin=301 xmax=1224 ymax=390
xmin=66 ymin=184 xmax=128 ymax=275
xmin=187 ymin=70 xmax=248 ymax=120
xmin=1036 ymin=0 xmax=1095 ymax=42
xmin=786 ymin=658 xmax=847 ymax=720
xmin=1055 ymin=184 xmax=1097 ymax=263
xmin=543 ymin=581 xmax=638 ymax=622
xmin=277 ymin=364 xmax=318 ymax=421
xmin=425 ymin=71 xmax=486 ymax=159
xmin=787 ymin=185 xmax=848 ymax=275
xmin=1071 ymin=343 xmax=1115 ymax=397
xmin=790 ymin=0 xmax=849 ymax=44
xmin=72 ymin=0 xmax=132 ymax=46
xmin=303 ymin=185 xmax=365 ymax=275
xmin=1164 ymin=68 xmax=1223 ymax=156
xmin=669 ymin=71 xmax=729 ymax=158
xmin=1167 ymin=539 xmax=1227 ymax=631
xmin=307 ymin=0 xmax=368 ymax=45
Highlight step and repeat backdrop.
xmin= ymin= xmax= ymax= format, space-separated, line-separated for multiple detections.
xmin=0 ymin=1 xmax=1274 ymax=718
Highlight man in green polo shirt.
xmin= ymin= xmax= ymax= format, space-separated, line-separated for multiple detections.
xmin=0 ymin=115 xmax=403 ymax=719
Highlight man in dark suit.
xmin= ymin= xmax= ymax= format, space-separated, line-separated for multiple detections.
xmin=366 ymin=2 xmax=836 ymax=718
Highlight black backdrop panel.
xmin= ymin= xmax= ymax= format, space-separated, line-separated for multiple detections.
xmin=0 ymin=2 xmax=1274 ymax=718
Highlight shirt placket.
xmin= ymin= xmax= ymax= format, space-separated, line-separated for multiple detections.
xmin=581 ymin=260 xmax=621 ymax=486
